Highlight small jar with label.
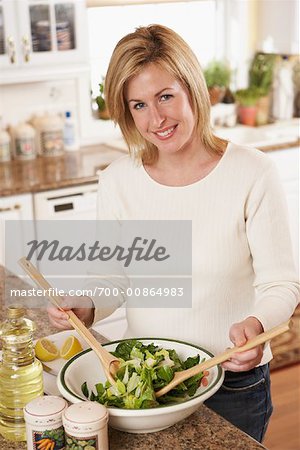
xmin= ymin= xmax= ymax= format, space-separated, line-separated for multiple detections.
xmin=38 ymin=112 xmax=64 ymax=157
xmin=11 ymin=122 xmax=37 ymax=160
xmin=24 ymin=395 xmax=68 ymax=450
xmin=63 ymin=401 xmax=109 ymax=450
xmin=0 ymin=124 xmax=11 ymax=162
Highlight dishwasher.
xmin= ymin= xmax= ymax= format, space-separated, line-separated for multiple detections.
xmin=32 ymin=182 xmax=98 ymax=296
xmin=33 ymin=182 xmax=127 ymax=340
xmin=33 ymin=183 xmax=98 ymax=220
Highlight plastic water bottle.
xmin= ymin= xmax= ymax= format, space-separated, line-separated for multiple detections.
xmin=63 ymin=111 xmax=79 ymax=151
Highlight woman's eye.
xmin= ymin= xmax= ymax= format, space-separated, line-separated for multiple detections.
xmin=160 ymin=94 xmax=172 ymax=102
xmin=133 ymin=102 xmax=145 ymax=110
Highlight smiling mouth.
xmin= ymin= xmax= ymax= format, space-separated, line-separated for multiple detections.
xmin=154 ymin=125 xmax=177 ymax=139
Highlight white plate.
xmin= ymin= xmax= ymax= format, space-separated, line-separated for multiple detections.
xmin=39 ymin=330 xmax=89 ymax=396
xmin=36 ymin=329 xmax=89 ymax=376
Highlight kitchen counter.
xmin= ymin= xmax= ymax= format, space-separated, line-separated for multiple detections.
xmin=0 ymin=136 xmax=299 ymax=198
xmin=0 ymin=266 xmax=267 ymax=450
xmin=0 ymin=144 xmax=126 ymax=197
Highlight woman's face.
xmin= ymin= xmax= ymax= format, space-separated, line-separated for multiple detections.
xmin=126 ymin=63 xmax=198 ymax=158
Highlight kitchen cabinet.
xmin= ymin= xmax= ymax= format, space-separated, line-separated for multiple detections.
xmin=0 ymin=193 xmax=34 ymax=272
xmin=268 ymin=147 xmax=299 ymax=272
xmin=0 ymin=0 xmax=87 ymax=83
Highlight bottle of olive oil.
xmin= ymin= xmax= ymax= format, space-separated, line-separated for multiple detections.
xmin=0 ymin=306 xmax=44 ymax=441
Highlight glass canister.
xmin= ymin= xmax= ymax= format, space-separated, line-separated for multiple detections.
xmin=0 ymin=125 xmax=11 ymax=162
xmin=62 ymin=401 xmax=109 ymax=450
xmin=38 ymin=113 xmax=64 ymax=157
xmin=11 ymin=122 xmax=37 ymax=160
xmin=24 ymin=395 xmax=68 ymax=450
xmin=0 ymin=306 xmax=44 ymax=441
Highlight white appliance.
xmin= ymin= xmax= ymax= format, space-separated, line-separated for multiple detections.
xmin=33 ymin=183 xmax=98 ymax=220
xmin=33 ymin=182 xmax=127 ymax=339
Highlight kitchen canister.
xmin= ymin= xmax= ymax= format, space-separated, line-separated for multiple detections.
xmin=24 ymin=395 xmax=68 ymax=450
xmin=0 ymin=125 xmax=11 ymax=162
xmin=11 ymin=122 xmax=37 ymax=160
xmin=37 ymin=112 xmax=65 ymax=157
xmin=62 ymin=401 xmax=109 ymax=450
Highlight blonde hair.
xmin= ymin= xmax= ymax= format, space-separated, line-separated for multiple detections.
xmin=105 ymin=24 xmax=226 ymax=164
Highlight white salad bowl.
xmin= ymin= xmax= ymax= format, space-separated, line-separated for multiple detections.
xmin=57 ymin=338 xmax=224 ymax=434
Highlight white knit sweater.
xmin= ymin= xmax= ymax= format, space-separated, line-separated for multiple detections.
xmin=93 ymin=143 xmax=299 ymax=364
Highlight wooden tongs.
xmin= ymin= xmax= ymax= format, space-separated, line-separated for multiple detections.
xmin=18 ymin=257 xmax=120 ymax=385
xmin=155 ymin=320 xmax=290 ymax=397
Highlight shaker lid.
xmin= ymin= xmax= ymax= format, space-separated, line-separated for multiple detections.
xmin=25 ymin=396 xmax=68 ymax=416
xmin=64 ymin=401 xmax=108 ymax=423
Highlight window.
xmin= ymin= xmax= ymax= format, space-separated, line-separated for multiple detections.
xmin=87 ymin=1 xmax=222 ymax=97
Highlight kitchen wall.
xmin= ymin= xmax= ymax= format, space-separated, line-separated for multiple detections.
xmin=0 ymin=78 xmax=79 ymax=128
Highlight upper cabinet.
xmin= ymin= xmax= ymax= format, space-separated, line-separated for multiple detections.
xmin=0 ymin=0 xmax=88 ymax=83
xmin=256 ymin=0 xmax=299 ymax=54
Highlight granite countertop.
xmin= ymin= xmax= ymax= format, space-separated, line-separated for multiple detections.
xmin=0 ymin=138 xmax=299 ymax=198
xmin=0 ymin=144 xmax=126 ymax=197
xmin=0 ymin=266 xmax=267 ymax=450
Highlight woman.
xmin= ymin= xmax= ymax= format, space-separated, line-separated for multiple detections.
xmin=48 ymin=25 xmax=299 ymax=442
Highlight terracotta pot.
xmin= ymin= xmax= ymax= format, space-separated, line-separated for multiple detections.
xmin=256 ymin=95 xmax=270 ymax=125
xmin=238 ymin=105 xmax=257 ymax=126
xmin=98 ymin=108 xmax=110 ymax=120
xmin=208 ymin=86 xmax=226 ymax=105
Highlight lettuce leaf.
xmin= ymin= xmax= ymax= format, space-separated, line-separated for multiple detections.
xmin=81 ymin=340 xmax=206 ymax=409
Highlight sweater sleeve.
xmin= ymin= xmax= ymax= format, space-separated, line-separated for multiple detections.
xmin=88 ymin=172 xmax=128 ymax=325
xmin=245 ymin=160 xmax=299 ymax=331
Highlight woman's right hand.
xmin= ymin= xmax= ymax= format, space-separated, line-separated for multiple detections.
xmin=47 ymin=296 xmax=95 ymax=330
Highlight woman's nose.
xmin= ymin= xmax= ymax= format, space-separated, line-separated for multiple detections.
xmin=149 ymin=105 xmax=165 ymax=129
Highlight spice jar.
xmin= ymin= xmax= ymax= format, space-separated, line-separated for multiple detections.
xmin=24 ymin=395 xmax=68 ymax=450
xmin=63 ymin=401 xmax=109 ymax=450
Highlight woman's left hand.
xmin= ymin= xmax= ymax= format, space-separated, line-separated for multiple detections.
xmin=222 ymin=316 xmax=264 ymax=372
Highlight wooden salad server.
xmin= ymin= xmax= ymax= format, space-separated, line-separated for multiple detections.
xmin=18 ymin=257 xmax=120 ymax=385
xmin=155 ymin=320 xmax=290 ymax=398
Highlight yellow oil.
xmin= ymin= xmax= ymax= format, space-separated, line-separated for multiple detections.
xmin=0 ymin=306 xmax=44 ymax=441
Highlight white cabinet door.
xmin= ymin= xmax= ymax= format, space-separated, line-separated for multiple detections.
xmin=0 ymin=0 xmax=88 ymax=79
xmin=267 ymin=147 xmax=299 ymax=271
xmin=0 ymin=0 xmax=19 ymax=69
xmin=0 ymin=193 xmax=34 ymax=271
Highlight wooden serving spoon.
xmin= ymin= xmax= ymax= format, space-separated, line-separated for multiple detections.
xmin=18 ymin=257 xmax=120 ymax=385
xmin=155 ymin=320 xmax=290 ymax=398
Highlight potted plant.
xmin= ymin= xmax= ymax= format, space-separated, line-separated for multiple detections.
xmin=204 ymin=61 xmax=231 ymax=105
xmin=95 ymin=78 xmax=110 ymax=120
xmin=249 ymin=53 xmax=276 ymax=125
xmin=235 ymin=88 xmax=260 ymax=126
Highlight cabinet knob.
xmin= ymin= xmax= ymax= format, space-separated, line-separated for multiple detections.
xmin=7 ymin=36 xmax=16 ymax=64
xmin=0 ymin=204 xmax=21 ymax=213
xmin=22 ymin=36 xmax=30 ymax=63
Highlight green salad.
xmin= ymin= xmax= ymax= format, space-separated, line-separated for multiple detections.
xmin=81 ymin=339 xmax=206 ymax=409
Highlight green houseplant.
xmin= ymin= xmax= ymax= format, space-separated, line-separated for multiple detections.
xmin=249 ymin=53 xmax=276 ymax=125
xmin=204 ymin=61 xmax=231 ymax=105
xmin=95 ymin=78 xmax=110 ymax=120
xmin=235 ymin=88 xmax=260 ymax=126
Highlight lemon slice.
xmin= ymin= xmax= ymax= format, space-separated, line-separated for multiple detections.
xmin=60 ymin=335 xmax=83 ymax=360
xmin=35 ymin=338 xmax=59 ymax=362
